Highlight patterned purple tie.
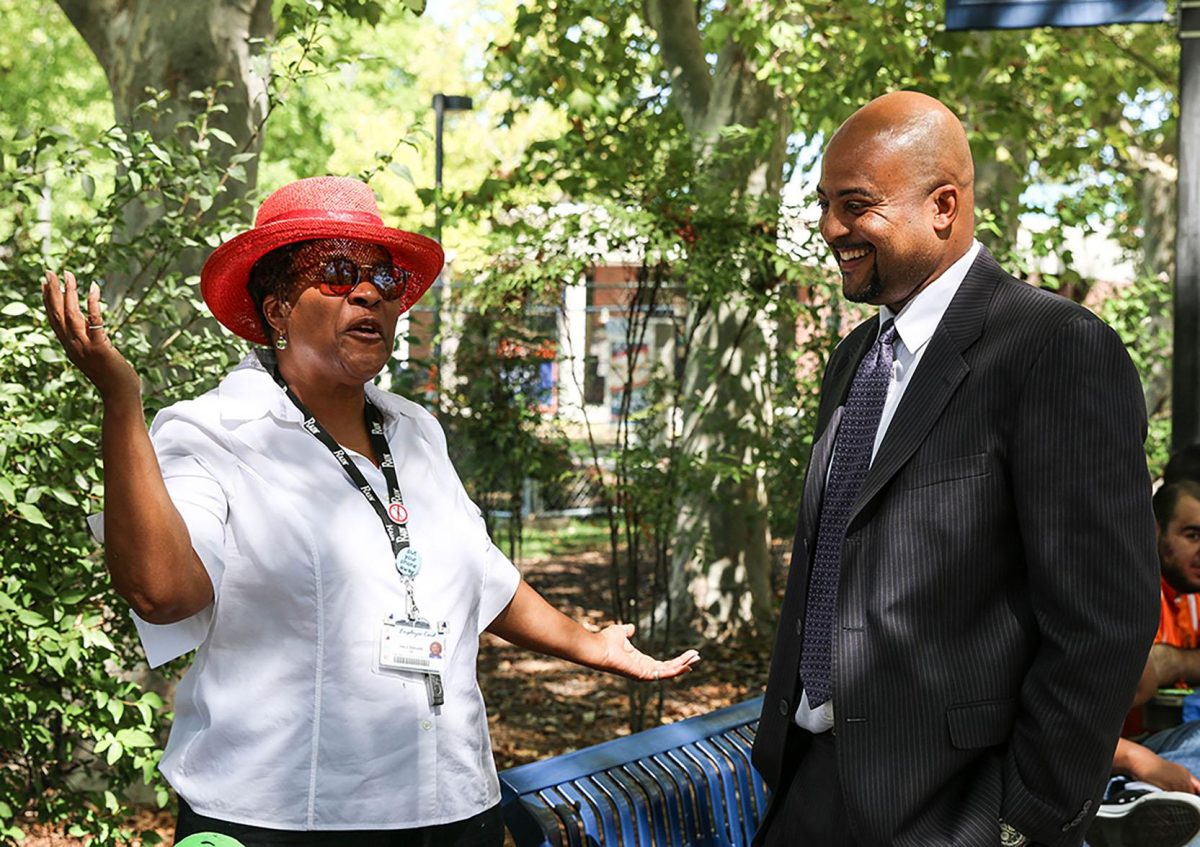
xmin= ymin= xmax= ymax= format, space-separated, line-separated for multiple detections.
xmin=800 ymin=319 xmax=898 ymax=707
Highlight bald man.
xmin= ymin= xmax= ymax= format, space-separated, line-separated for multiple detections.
xmin=751 ymin=92 xmax=1159 ymax=847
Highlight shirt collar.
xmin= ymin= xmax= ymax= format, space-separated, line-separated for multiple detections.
xmin=1164 ymin=575 xmax=1181 ymax=606
xmin=217 ymin=351 xmax=418 ymax=428
xmin=878 ymin=239 xmax=981 ymax=354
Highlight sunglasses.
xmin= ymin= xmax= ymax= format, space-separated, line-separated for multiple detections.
xmin=304 ymin=257 xmax=412 ymax=301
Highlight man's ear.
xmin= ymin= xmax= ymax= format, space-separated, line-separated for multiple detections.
xmin=930 ymin=185 xmax=960 ymax=234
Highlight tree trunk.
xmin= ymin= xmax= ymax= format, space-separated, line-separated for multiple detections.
xmin=56 ymin=0 xmax=273 ymax=294
xmin=1133 ymin=148 xmax=1176 ymax=418
xmin=645 ymin=0 xmax=789 ymax=640
xmin=671 ymin=294 xmax=777 ymax=639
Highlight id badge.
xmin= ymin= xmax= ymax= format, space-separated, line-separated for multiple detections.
xmin=379 ymin=615 xmax=449 ymax=673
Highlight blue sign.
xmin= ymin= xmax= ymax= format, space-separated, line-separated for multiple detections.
xmin=945 ymin=0 xmax=1168 ymax=30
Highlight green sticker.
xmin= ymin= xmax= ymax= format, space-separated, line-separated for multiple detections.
xmin=175 ymin=835 xmax=247 ymax=847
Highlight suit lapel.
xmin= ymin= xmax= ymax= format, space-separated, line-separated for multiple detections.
xmin=821 ymin=320 xmax=878 ymax=426
xmin=782 ymin=323 xmax=876 ymax=599
xmin=801 ymin=321 xmax=876 ymax=545
xmin=848 ymin=248 xmax=1003 ymax=525
xmin=800 ymin=406 xmax=843 ymax=547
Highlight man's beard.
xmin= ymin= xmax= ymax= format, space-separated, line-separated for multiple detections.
xmin=844 ymin=266 xmax=885 ymax=304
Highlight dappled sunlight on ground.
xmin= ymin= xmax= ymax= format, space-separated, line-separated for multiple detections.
xmin=479 ymin=540 xmax=776 ymax=771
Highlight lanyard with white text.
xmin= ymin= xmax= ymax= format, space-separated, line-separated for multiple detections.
xmin=263 ymin=355 xmax=425 ymax=621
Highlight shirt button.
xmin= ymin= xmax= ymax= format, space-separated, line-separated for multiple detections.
xmin=420 ymin=719 xmax=433 ymax=731
xmin=778 ymin=699 xmax=790 ymax=716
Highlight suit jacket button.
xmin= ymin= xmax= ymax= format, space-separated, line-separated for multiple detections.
xmin=795 ymin=618 xmax=803 ymax=636
xmin=778 ymin=699 xmax=790 ymax=716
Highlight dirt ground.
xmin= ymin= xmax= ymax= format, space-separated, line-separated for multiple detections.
xmin=19 ymin=540 xmax=777 ymax=845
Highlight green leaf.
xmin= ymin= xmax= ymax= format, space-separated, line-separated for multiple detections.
xmin=24 ymin=419 xmax=60 ymax=436
xmin=16 ymin=503 xmax=50 ymax=528
xmin=80 ymin=173 xmax=96 ymax=199
xmin=146 ymin=143 xmax=171 ymax=165
xmin=49 ymin=487 xmax=79 ymax=506
xmin=389 ymin=162 xmax=414 ymax=184
xmin=59 ymin=590 xmax=88 ymax=606
xmin=16 ymin=608 xmax=47 ymax=627
xmin=1 ymin=302 xmax=29 ymax=317
xmin=105 ymin=740 xmax=123 ymax=765
xmin=116 ymin=728 xmax=154 ymax=748
xmin=209 ymin=128 xmax=236 ymax=147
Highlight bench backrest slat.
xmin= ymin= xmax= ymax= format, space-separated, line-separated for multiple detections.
xmin=500 ymin=696 xmax=767 ymax=847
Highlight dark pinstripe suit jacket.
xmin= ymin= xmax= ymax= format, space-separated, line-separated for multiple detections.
xmin=752 ymin=248 xmax=1160 ymax=847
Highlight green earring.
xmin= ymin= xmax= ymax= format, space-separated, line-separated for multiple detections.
xmin=275 ymin=333 xmax=288 ymax=350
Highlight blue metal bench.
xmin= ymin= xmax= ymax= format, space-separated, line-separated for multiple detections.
xmin=498 ymin=696 xmax=768 ymax=847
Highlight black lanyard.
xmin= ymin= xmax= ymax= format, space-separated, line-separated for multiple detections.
xmin=260 ymin=354 xmax=412 ymax=562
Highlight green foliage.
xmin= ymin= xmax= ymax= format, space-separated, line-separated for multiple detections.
xmin=484 ymin=0 xmax=1176 ymax=477
xmin=441 ymin=308 xmax=572 ymax=559
xmin=473 ymin=0 xmax=1177 ymax=651
xmin=1097 ymin=273 xmax=1174 ymax=474
xmin=0 ymin=1 xmax=113 ymax=138
xmin=0 ymin=93 xmax=256 ymax=842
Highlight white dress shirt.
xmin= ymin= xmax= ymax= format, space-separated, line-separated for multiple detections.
xmin=90 ymin=352 xmax=520 ymax=830
xmin=795 ymin=240 xmax=982 ymax=733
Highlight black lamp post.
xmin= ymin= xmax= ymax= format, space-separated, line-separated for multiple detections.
xmin=430 ymin=93 xmax=473 ymax=396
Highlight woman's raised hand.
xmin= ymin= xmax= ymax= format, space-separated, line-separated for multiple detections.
xmin=42 ymin=270 xmax=140 ymax=401
xmin=598 ymin=623 xmax=701 ymax=682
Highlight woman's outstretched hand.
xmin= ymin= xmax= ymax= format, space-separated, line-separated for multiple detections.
xmin=42 ymin=270 xmax=140 ymax=400
xmin=598 ymin=623 xmax=700 ymax=682
xmin=486 ymin=581 xmax=701 ymax=682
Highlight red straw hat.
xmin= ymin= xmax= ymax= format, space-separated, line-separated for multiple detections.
xmin=200 ymin=176 xmax=444 ymax=344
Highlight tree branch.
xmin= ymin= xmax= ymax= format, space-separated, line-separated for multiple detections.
xmin=642 ymin=0 xmax=712 ymax=133
xmin=1099 ymin=27 xmax=1175 ymax=90
xmin=54 ymin=0 xmax=121 ymax=71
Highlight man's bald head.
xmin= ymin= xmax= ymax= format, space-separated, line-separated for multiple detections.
xmin=830 ymin=91 xmax=975 ymax=202
xmin=817 ymin=92 xmax=977 ymax=310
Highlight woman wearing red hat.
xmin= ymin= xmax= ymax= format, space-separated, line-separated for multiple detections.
xmin=42 ymin=176 xmax=699 ymax=845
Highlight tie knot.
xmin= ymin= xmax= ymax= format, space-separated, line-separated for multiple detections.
xmin=878 ymin=318 xmax=897 ymax=346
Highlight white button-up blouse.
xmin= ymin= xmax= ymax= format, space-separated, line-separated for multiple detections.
xmin=90 ymin=353 xmax=520 ymax=830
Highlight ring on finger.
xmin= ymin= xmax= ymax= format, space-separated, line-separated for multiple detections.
xmin=86 ymin=323 xmax=105 ymax=331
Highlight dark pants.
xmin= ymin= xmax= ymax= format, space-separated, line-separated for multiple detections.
xmin=175 ymin=797 xmax=505 ymax=847
xmin=758 ymin=730 xmax=858 ymax=847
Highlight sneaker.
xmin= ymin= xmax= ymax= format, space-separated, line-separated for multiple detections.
xmin=1089 ymin=784 xmax=1200 ymax=847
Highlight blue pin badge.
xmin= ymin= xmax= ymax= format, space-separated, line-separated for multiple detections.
xmin=395 ymin=547 xmax=423 ymax=579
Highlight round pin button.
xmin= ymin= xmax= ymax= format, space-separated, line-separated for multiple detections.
xmin=387 ymin=502 xmax=409 ymax=524
xmin=420 ymin=720 xmax=433 ymax=731
xmin=395 ymin=548 xmax=423 ymax=579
